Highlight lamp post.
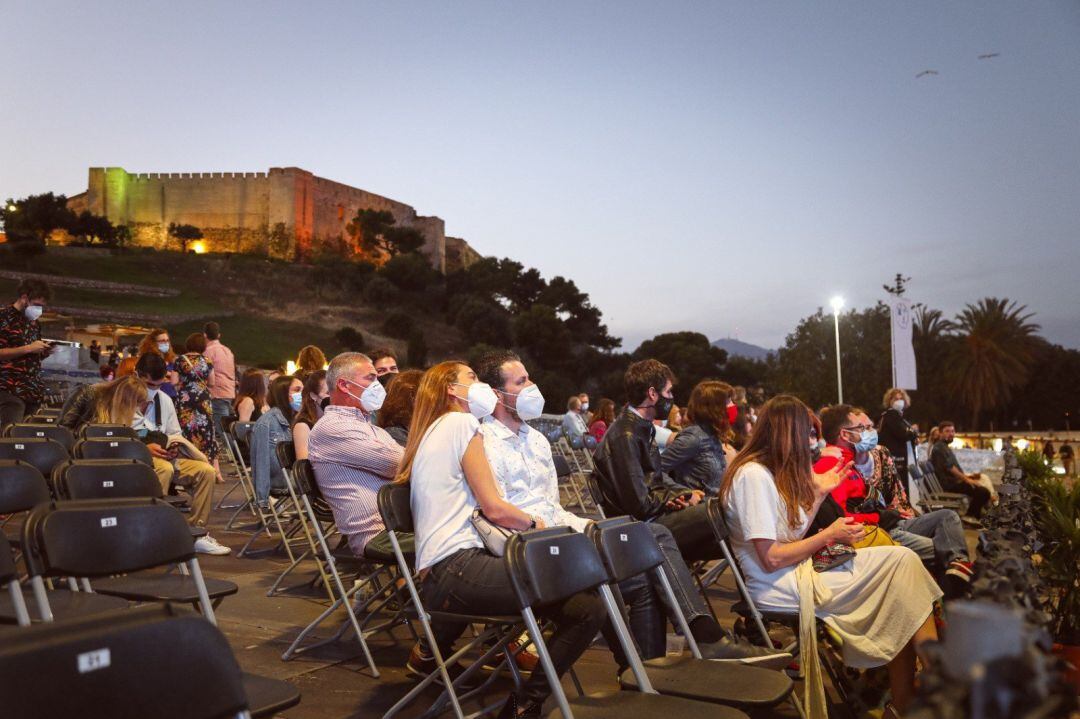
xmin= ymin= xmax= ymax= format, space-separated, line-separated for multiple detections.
xmin=830 ymin=296 xmax=844 ymax=404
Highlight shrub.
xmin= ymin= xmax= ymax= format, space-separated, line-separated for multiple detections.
xmin=380 ymin=311 xmax=417 ymax=340
xmin=380 ymin=253 xmax=439 ymax=292
xmin=362 ymin=276 xmax=399 ymax=305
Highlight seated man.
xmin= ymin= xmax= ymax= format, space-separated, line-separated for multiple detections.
xmin=810 ymin=405 xmax=972 ymax=597
xmin=308 ymin=352 xmax=406 ymax=559
xmin=930 ymin=421 xmax=992 ymax=521
xmin=477 ymin=351 xmax=788 ymax=666
xmin=592 ymin=359 xmax=719 ymax=562
xmin=368 ymin=347 xmax=399 ymax=379
xmin=560 ymin=395 xmax=588 ymax=445
xmin=133 ymin=353 xmax=229 ymax=555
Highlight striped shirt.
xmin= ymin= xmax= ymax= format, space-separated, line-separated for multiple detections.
xmin=308 ymin=404 xmax=403 ymax=557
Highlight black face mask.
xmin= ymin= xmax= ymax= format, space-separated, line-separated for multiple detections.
xmin=377 ymin=372 xmax=397 ymax=390
xmin=319 ymin=396 xmax=331 ymax=411
xmin=652 ymin=393 xmax=674 ymax=421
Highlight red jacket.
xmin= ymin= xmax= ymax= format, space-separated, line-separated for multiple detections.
xmin=812 ymin=444 xmax=880 ymax=525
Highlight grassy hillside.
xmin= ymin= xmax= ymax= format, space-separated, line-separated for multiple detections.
xmin=2 ymin=247 xmax=464 ymax=367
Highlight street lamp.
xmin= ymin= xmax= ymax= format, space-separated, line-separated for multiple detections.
xmin=830 ymin=295 xmax=844 ymax=404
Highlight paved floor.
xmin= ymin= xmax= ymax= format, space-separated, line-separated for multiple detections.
xmin=196 ymin=478 xmax=806 ymax=719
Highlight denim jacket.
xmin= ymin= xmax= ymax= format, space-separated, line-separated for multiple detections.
xmin=251 ymin=407 xmax=291 ymax=503
xmin=659 ymin=423 xmax=726 ymax=495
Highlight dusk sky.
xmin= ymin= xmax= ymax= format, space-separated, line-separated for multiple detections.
xmin=3 ymin=2 xmax=1078 ymax=351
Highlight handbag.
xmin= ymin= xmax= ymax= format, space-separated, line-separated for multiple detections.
xmin=811 ymin=542 xmax=856 ymax=572
xmin=852 ymin=525 xmax=898 ymax=549
xmin=470 ymin=508 xmax=520 ymax=558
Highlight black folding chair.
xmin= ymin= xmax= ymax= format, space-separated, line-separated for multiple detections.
xmin=378 ymin=483 xmax=526 ymax=719
xmin=26 ymin=414 xmax=58 ymax=425
xmin=0 ymin=604 xmax=300 ymax=719
xmin=3 ymin=423 xmax=76 ymax=452
xmin=703 ymin=498 xmax=773 ymax=646
xmin=73 ymin=437 xmax=153 ymax=465
xmin=21 ymin=498 xmax=237 ymax=624
xmin=0 ymin=533 xmax=29 ymax=627
xmin=588 ymin=517 xmax=796 ymax=713
xmin=51 ymin=459 xmax=163 ymax=501
xmin=0 ymin=437 xmax=70 ymax=481
xmin=504 ymin=527 xmax=748 ymax=719
xmin=583 ymin=471 xmax=608 ymax=519
xmin=79 ymin=423 xmax=139 ymax=440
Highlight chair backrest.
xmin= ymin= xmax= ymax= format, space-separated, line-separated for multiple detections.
xmin=80 ymin=423 xmax=138 ymax=441
xmin=22 ymin=498 xmax=195 ymax=579
xmin=377 ymin=483 xmax=414 ymax=534
xmin=0 ymin=605 xmax=250 ymax=719
xmin=586 ymin=516 xmax=665 ymax=583
xmin=27 ymin=414 xmax=58 ymax=425
xmin=704 ymin=496 xmax=731 ymax=542
xmin=4 ymin=423 xmax=76 ymax=452
xmin=552 ymin=454 xmax=572 ymax=479
xmin=0 ymin=437 xmax=70 ymax=479
xmin=505 ymin=527 xmax=610 ymax=609
xmin=276 ymin=441 xmax=296 ymax=471
xmin=74 ymin=438 xmax=153 ymax=466
xmin=232 ymin=422 xmax=254 ymax=443
xmin=53 ymin=459 xmax=162 ymax=501
xmin=0 ymin=460 xmax=51 ymax=514
xmin=584 ymin=471 xmax=608 ymax=516
xmin=33 ymin=407 xmax=62 ymax=417
xmin=0 ymin=532 xmax=17 ymax=586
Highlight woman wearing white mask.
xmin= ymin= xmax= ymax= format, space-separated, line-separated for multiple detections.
xmin=878 ymin=388 xmax=918 ymax=494
xmin=395 ymin=361 xmax=605 ymax=719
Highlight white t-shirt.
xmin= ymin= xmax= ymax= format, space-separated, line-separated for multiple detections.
xmin=411 ymin=412 xmax=485 ymax=571
xmin=723 ymin=461 xmax=810 ymax=610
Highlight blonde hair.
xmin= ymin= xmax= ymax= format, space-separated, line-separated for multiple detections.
xmin=882 ymin=388 xmax=911 ymax=409
xmin=394 ymin=361 xmax=467 ymax=484
xmin=94 ymin=375 xmax=148 ymax=425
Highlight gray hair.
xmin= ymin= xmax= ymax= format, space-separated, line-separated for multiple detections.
xmin=326 ymin=352 xmax=372 ymax=390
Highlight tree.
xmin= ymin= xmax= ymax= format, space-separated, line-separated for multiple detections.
xmin=1 ymin=192 xmax=76 ymax=253
xmin=380 ymin=311 xmax=417 ymax=340
xmin=168 ymin=222 xmax=203 ymax=253
xmin=334 ymin=326 xmax=365 ymax=351
xmin=631 ymin=332 xmax=728 ymax=401
xmin=70 ymin=211 xmax=116 ymax=245
xmin=380 ymin=252 xmax=439 ymax=291
xmin=455 ymin=296 xmax=513 ymax=347
xmin=512 ymin=304 xmax=573 ymax=368
xmin=949 ymin=298 xmax=1040 ymax=429
xmin=113 ymin=224 xmax=132 ymax=251
xmin=345 ymin=209 xmax=424 ymax=258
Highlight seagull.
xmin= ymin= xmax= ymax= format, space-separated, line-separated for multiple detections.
xmin=915 ymin=70 xmax=939 ymax=78
xmin=978 ymin=53 xmax=1000 ymax=60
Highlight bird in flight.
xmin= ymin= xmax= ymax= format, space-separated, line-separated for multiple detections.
xmin=978 ymin=53 xmax=1000 ymax=60
xmin=915 ymin=70 xmax=939 ymax=78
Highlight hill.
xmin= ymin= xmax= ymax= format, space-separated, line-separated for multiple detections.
xmin=711 ymin=337 xmax=773 ymax=361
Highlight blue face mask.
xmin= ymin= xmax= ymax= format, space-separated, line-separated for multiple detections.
xmin=853 ymin=429 xmax=878 ymax=452
xmin=289 ymin=392 xmax=303 ymax=412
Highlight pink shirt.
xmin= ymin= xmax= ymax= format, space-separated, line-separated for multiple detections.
xmin=203 ymin=339 xmax=236 ymax=400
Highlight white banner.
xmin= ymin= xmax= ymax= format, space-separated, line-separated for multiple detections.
xmin=889 ymin=297 xmax=918 ymax=390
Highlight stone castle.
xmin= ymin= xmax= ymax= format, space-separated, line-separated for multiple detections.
xmin=66 ymin=167 xmax=482 ymax=273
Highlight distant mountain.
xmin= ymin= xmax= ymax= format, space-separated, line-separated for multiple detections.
xmin=712 ymin=337 xmax=773 ymax=361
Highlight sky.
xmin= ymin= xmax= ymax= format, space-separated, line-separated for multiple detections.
xmin=2 ymin=1 xmax=1078 ymax=351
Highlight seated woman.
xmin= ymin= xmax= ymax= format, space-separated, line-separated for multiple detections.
xmin=720 ymin=395 xmax=940 ymax=717
xmin=587 ymin=398 xmax=615 ymax=441
xmin=233 ymin=368 xmax=269 ymax=423
xmin=291 ymin=370 xmax=327 ymax=461
xmin=660 ymin=380 xmax=737 ymax=495
xmin=397 ymin=361 xmax=605 ymax=719
xmin=250 ymin=375 xmax=302 ymax=508
xmin=375 ymin=369 xmax=423 ymax=447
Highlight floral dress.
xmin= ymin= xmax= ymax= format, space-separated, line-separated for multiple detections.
xmin=175 ymin=353 xmax=218 ymax=459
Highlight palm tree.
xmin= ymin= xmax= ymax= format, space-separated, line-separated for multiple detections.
xmin=950 ymin=298 xmax=1040 ymax=429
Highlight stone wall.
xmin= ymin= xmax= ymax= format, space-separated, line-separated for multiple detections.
xmin=445 ymin=236 xmax=482 ymax=273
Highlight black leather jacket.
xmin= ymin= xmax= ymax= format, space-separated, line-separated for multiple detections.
xmin=591 ymin=408 xmax=688 ymax=520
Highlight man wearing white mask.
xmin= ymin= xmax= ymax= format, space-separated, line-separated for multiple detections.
xmin=308 ymin=352 xmax=407 ymax=558
xmin=0 ymin=278 xmax=53 ymax=430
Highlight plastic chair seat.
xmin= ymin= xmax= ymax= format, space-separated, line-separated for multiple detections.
xmin=619 ymin=655 xmax=792 ymax=708
xmin=0 ymin=588 xmax=130 ymax=624
xmin=92 ymin=574 xmax=239 ymax=603
xmin=731 ymin=600 xmax=799 ymax=626
xmin=549 ymin=690 xmax=748 ymax=719
xmin=242 ymin=671 xmax=302 ymax=718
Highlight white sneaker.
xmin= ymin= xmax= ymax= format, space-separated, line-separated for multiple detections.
xmin=194 ymin=534 xmax=232 ymax=556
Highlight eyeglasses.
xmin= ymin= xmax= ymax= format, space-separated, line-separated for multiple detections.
xmin=843 ymin=424 xmax=873 ymax=432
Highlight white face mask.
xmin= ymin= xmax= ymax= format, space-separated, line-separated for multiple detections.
xmin=342 ymin=377 xmax=386 ymax=414
xmin=455 ymin=382 xmax=498 ymax=419
xmin=580 ymin=402 xmax=589 ymax=412
xmin=501 ymin=384 xmax=545 ymax=421
xmin=157 ymin=341 xmax=171 ymax=354
xmin=891 ymin=400 xmax=906 ymax=412
xmin=24 ymin=305 xmax=43 ymax=322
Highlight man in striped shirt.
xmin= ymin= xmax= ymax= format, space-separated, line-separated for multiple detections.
xmin=308 ymin=352 xmax=407 ymax=558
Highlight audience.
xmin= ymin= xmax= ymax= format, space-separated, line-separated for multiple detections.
xmin=175 ymin=333 xmax=219 ymax=474
xmin=395 ymin=360 xmax=605 ymax=717
xmin=137 ymin=328 xmax=179 ymax=399
xmin=877 ymin=388 xmax=919 ymax=494
xmin=234 ymin=368 xmax=269 ymax=423
xmin=251 ymin=375 xmax=302 ymax=508
xmin=308 ymin=352 xmax=403 ymax=559
xmin=560 ymin=395 xmax=588 ymax=444
xmin=296 ymin=345 xmax=327 ymax=379
xmin=369 ymin=347 xmax=400 ymax=379
xmin=587 ymin=398 xmax=615 ymax=441
xmin=376 ymin=369 xmax=423 ymax=447
xmin=720 ymin=395 xmax=940 ymax=715
xmin=0 ymin=278 xmax=52 ymax=430
xmin=291 ymin=369 xmax=327 ymax=461
xmin=660 ymin=380 xmax=737 ymax=495
xmin=930 ymin=421 xmax=992 ymax=521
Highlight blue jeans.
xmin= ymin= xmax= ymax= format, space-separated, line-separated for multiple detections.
xmin=890 ymin=509 xmax=968 ymax=567
xmin=210 ymin=398 xmax=233 ymax=451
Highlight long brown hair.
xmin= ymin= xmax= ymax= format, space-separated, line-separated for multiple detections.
xmin=138 ymin=328 xmax=176 ymax=363
xmin=719 ymin=395 xmax=819 ymax=530
xmin=377 ymin=369 xmax=424 ymax=431
xmin=94 ymin=375 xmax=148 ymax=425
xmin=591 ymin=398 xmax=616 ymax=427
xmin=234 ymin=368 xmax=267 ymax=413
xmin=294 ymin=369 xmax=327 ymax=429
xmin=394 ymin=361 xmax=467 ymax=484
xmin=296 ymin=345 xmax=327 ymax=376
xmin=267 ymin=375 xmax=301 ymax=424
xmin=687 ymin=380 xmax=734 ymax=442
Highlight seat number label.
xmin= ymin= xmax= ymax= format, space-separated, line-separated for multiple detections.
xmin=15 ymin=444 xmax=24 ymax=450
xmin=101 ymin=517 xmax=117 ymax=527
xmin=619 ymin=533 xmax=628 ymax=542
xmin=549 ymin=546 xmax=559 ymax=555
xmin=110 ymin=442 xmax=119 ymax=447
xmin=77 ymin=648 xmax=111 ymax=673
xmin=102 ymin=481 xmax=114 ymax=488
xmin=35 ymin=431 xmax=44 ymax=437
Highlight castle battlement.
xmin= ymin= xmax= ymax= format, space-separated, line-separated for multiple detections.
xmin=127 ymin=171 xmax=270 ymax=181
